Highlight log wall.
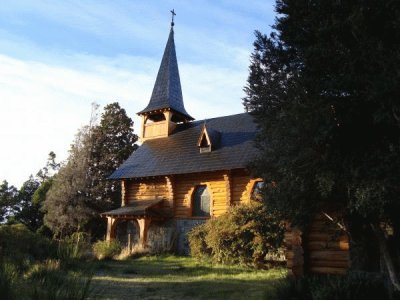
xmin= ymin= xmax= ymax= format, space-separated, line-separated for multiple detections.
xmin=231 ymin=170 xmax=257 ymax=205
xmin=125 ymin=177 xmax=172 ymax=215
xmin=174 ymin=171 xmax=228 ymax=218
xmin=285 ymin=213 xmax=350 ymax=276
xmin=124 ymin=169 xmax=256 ymax=219
xmin=307 ymin=213 xmax=350 ymax=275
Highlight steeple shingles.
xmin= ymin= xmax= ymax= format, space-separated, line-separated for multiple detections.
xmin=138 ymin=28 xmax=193 ymax=120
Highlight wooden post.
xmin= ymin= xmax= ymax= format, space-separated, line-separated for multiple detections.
xmin=106 ymin=217 xmax=117 ymax=241
xmin=137 ymin=218 xmax=152 ymax=248
xmin=223 ymin=172 xmax=232 ymax=207
xmin=121 ymin=179 xmax=127 ymax=207
xmin=128 ymin=233 xmax=132 ymax=253
xmin=165 ymin=176 xmax=175 ymax=217
xmin=284 ymin=225 xmax=304 ymax=277
xmin=140 ymin=115 xmax=147 ymax=141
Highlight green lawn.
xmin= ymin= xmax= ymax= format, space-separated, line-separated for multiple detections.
xmin=89 ymin=255 xmax=286 ymax=299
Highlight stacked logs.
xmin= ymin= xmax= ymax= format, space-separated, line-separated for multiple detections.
xmin=284 ymin=226 xmax=304 ymax=276
xmin=307 ymin=213 xmax=349 ymax=275
xmin=285 ymin=213 xmax=350 ymax=276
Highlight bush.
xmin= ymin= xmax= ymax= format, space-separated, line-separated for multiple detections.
xmin=274 ymin=272 xmax=389 ymax=300
xmin=93 ymin=240 xmax=121 ymax=260
xmin=0 ymin=261 xmax=19 ymax=300
xmin=188 ymin=224 xmax=211 ymax=260
xmin=0 ymin=224 xmax=55 ymax=268
xmin=188 ymin=203 xmax=285 ymax=267
xmin=27 ymin=260 xmax=92 ymax=299
xmin=57 ymin=232 xmax=91 ymax=261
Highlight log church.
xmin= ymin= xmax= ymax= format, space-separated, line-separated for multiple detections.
xmin=101 ymin=15 xmax=350 ymax=275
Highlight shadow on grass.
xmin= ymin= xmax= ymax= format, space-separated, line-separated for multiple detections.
xmin=90 ymin=277 xmax=284 ymax=299
xmin=90 ymin=256 xmax=286 ymax=299
xmin=94 ymin=256 xmax=261 ymax=278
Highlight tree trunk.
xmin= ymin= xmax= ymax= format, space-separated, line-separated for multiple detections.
xmin=371 ymin=223 xmax=400 ymax=292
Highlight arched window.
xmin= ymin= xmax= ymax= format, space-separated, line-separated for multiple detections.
xmin=251 ymin=181 xmax=264 ymax=201
xmin=192 ymin=185 xmax=210 ymax=217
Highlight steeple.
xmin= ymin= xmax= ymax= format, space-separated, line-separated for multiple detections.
xmin=138 ymin=11 xmax=194 ymax=141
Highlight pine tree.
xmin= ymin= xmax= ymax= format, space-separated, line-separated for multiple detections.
xmin=89 ymin=102 xmax=138 ymax=211
xmin=244 ymin=0 xmax=400 ymax=291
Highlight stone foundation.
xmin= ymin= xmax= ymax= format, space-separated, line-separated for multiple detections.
xmin=176 ymin=219 xmax=207 ymax=255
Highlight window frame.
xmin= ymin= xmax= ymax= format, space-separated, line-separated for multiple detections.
xmin=250 ymin=180 xmax=264 ymax=202
xmin=191 ymin=185 xmax=211 ymax=218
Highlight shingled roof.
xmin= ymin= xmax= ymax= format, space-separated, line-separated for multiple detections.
xmin=109 ymin=113 xmax=259 ymax=179
xmin=138 ymin=27 xmax=193 ymax=120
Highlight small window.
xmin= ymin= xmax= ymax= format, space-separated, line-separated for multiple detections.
xmin=192 ymin=185 xmax=210 ymax=217
xmin=199 ymin=135 xmax=211 ymax=153
xmin=251 ymin=181 xmax=264 ymax=201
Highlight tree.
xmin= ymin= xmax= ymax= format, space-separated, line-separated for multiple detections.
xmin=0 ymin=181 xmax=18 ymax=223
xmin=43 ymin=126 xmax=95 ymax=236
xmin=243 ymin=0 xmax=400 ymax=291
xmin=9 ymin=176 xmax=40 ymax=230
xmin=88 ymin=102 xmax=138 ymax=211
xmin=7 ymin=152 xmax=60 ymax=233
xmin=43 ymin=102 xmax=137 ymax=237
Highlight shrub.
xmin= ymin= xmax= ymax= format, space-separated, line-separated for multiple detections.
xmin=93 ymin=240 xmax=121 ymax=260
xmin=0 ymin=261 xmax=19 ymax=300
xmin=57 ymin=232 xmax=91 ymax=261
xmin=188 ymin=203 xmax=285 ymax=267
xmin=187 ymin=223 xmax=211 ymax=260
xmin=0 ymin=224 xmax=55 ymax=268
xmin=27 ymin=260 xmax=92 ymax=299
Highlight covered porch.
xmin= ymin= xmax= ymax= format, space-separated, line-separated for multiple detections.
xmin=101 ymin=199 xmax=166 ymax=249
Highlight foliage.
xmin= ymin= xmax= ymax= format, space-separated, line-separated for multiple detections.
xmin=187 ymin=223 xmax=211 ymax=260
xmin=0 ymin=259 xmax=92 ymax=300
xmin=5 ymin=152 xmax=60 ymax=234
xmin=43 ymin=125 xmax=95 ymax=236
xmin=275 ymin=272 xmax=389 ymax=300
xmin=0 ymin=180 xmax=18 ymax=223
xmin=0 ymin=224 xmax=55 ymax=268
xmin=188 ymin=203 xmax=284 ymax=267
xmin=9 ymin=176 xmax=41 ymax=231
xmin=0 ymin=261 xmax=18 ymax=300
xmin=89 ymin=102 xmax=138 ymax=211
xmin=57 ymin=232 xmax=92 ymax=262
xmin=243 ymin=0 xmax=400 ymax=289
xmin=27 ymin=260 xmax=92 ymax=300
xmin=43 ymin=102 xmax=137 ymax=237
xmin=93 ymin=240 xmax=121 ymax=260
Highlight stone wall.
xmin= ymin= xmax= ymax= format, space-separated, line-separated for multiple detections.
xmin=176 ymin=219 xmax=207 ymax=255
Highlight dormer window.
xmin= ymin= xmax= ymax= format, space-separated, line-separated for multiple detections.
xmin=199 ymin=135 xmax=211 ymax=153
xmin=197 ymin=124 xmax=220 ymax=153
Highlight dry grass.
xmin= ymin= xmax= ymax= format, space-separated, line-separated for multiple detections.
xmin=89 ymin=255 xmax=286 ymax=299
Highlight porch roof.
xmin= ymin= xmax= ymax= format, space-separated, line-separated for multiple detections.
xmin=101 ymin=199 xmax=163 ymax=218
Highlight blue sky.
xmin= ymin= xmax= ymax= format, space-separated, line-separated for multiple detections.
xmin=0 ymin=0 xmax=275 ymax=187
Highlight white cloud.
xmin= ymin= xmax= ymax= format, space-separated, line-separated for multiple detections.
xmin=0 ymin=0 xmax=275 ymax=187
xmin=0 ymin=48 xmax=248 ymax=187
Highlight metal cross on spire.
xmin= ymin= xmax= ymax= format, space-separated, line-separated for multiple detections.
xmin=170 ymin=9 xmax=176 ymax=27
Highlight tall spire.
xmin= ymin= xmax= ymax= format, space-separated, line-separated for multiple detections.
xmin=138 ymin=10 xmax=193 ymax=121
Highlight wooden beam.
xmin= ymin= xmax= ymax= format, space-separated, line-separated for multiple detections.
xmin=121 ymin=179 xmax=127 ymax=206
xmin=223 ymin=172 xmax=232 ymax=207
xmin=165 ymin=175 xmax=175 ymax=217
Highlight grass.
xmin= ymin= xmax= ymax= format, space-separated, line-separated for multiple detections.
xmin=89 ymin=255 xmax=286 ymax=299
